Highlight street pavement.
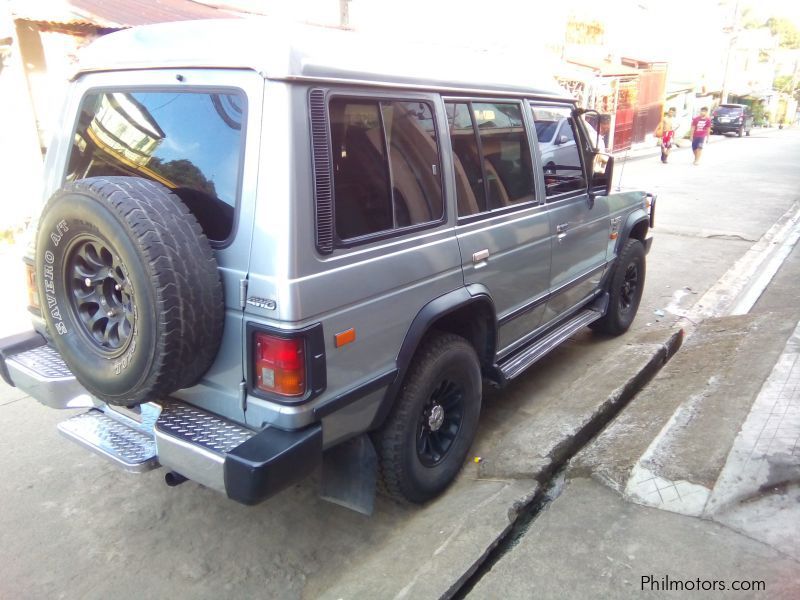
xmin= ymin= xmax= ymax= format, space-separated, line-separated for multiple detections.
xmin=0 ymin=128 xmax=798 ymax=599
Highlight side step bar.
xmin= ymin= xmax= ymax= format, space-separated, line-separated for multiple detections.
xmin=498 ymin=304 xmax=605 ymax=381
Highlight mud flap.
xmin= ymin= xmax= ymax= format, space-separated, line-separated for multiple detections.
xmin=319 ymin=434 xmax=377 ymax=515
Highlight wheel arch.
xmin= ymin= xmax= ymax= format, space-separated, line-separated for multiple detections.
xmin=368 ymin=285 xmax=497 ymax=430
xmin=620 ymin=211 xmax=650 ymax=249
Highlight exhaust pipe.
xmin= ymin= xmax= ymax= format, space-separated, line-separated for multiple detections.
xmin=164 ymin=471 xmax=188 ymax=487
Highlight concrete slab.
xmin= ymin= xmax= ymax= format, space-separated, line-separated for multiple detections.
xmin=572 ymin=311 xmax=799 ymax=505
xmin=466 ymin=478 xmax=800 ymax=600
xmin=477 ymin=326 xmax=682 ymax=483
xmin=706 ymin=320 xmax=800 ymax=560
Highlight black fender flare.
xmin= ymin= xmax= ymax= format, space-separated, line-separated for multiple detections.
xmin=600 ymin=208 xmax=650 ymax=293
xmin=368 ymin=285 xmax=496 ymax=430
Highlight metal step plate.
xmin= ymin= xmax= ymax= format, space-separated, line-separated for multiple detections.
xmin=58 ymin=409 xmax=159 ymax=472
xmin=5 ymin=345 xmax=94 ymax=409
xmin=157 ymin=400 xmax=254 ymax=456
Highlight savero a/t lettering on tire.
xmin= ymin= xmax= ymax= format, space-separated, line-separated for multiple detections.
xmin=0 ymin=19 xmax=654 ymax=514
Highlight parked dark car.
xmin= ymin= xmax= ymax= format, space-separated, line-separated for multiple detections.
xmin=711 ymin=104 xmax=753 ymax=137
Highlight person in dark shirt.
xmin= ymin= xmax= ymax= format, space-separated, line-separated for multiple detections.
xmin=690 ymin=107 xmax=712 ymax=165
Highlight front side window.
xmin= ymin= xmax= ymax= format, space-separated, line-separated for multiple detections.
xmin=329 ymin=98 xmax=443 ymax=241
xmin=446 ymin=100 xmax=535 ymax=217
xmin=531 ymin=105 xmax=586 ymax=199
xmin=67 ymin=90 xmax=245 ymax=242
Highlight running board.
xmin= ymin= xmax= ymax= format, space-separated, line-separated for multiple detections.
xmin=498 ymin=308 xmax=603 ymax=381
xmin=58 ymin=404 xmax=161 ymax=473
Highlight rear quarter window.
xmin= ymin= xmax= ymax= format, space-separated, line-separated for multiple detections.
xmin=66 ymin=90 xmax=245 ymax=243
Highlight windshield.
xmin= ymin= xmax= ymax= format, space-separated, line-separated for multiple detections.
xmin=714 ymin=106 xmax=744 ymax=116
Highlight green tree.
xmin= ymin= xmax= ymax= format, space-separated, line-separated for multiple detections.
xmin=774 ymin=74 xmax=800 ymax=101
xmin=767 ymin=17 xmax=800 ymax=49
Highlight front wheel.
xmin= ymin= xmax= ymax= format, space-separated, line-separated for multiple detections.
xmin=375 ymin=332 xmax=481 ymax=503
xmin=591 ymin=239 xmax=646 ymax=336
xmin=737 ymin=126 xmax=744 ymax=137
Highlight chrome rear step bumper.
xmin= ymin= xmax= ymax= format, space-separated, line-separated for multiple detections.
xmin=0 ymin=331 xmax=322 ymax=505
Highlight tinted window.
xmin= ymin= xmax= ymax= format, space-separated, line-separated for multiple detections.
xmin=329 ymin=98 xmax=442 ymax=241
xmin=531 ymin=105 xmax=586 ymax=199
xmin=446 ymin=101 xmax=535 ymax=217
xmin=67 ymin=91 xmax=245 ymax=242
xmin=446 ymin=102 xmax=487 ymax=216
xmin=714 ymin=106 xmax=744 ymax=116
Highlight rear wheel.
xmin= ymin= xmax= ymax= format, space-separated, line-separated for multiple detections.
xmin=375 ymin=332 xmax=481 ymax=503
xmin=591 ymin=239 xmax=646 ymax=336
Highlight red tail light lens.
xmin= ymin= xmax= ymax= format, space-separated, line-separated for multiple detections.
xmin=253 ymin=332 xmax=305 ymax=397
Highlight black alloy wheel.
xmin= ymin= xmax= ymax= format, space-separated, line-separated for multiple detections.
xmin=375 ymin=332 xmax=481 ymax=503
xmin=66 ymin=235 xmax=134 ymax=355
xmin=619 ymin=261 xmax=640 ymax=313
xmin=416 ymin=378 xmax=465 ymax=467
xmin=590 ymin=238 xmax=646 ymax=336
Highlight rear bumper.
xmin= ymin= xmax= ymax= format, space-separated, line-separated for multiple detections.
xmin=0 ymin=331 xmax=322 ymax=505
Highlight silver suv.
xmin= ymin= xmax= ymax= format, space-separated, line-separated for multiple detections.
xmin=0 ymin=20 xmax=654 ymax=513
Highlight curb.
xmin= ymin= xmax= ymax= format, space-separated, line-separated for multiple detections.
xmin=452 ymin=326 xmax=685 ymax=599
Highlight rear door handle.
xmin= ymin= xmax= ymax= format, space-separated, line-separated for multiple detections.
xmin=557 ymin=223 xmax=568 ymax=243
xmin=472 ymin=249 xmax=490 ymax=263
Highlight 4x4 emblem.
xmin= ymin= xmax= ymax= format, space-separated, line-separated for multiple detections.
xmin=247 ymin=297 xmax=277 ymax=310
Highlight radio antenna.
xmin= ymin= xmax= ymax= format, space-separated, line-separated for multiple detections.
xmin=616 ymin=148 xmax=630 ymax=192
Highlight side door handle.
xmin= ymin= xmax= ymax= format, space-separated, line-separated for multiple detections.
xmin=472 ymin=249 xmax=490 ymax=264
xmin=556 ymin=223 xmax=568 ymax=242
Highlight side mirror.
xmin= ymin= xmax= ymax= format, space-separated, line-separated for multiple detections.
xmin=589 ymin=151 xmax=614 ymax=197
xmin=556 ymin=134 xmax=569 ymax=145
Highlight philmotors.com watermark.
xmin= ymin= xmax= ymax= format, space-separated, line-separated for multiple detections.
xmin=641 ymin=574 xmax=766 ymax=592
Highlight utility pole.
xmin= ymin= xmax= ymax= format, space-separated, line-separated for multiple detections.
xmin=720 ymin=0 xmax=741 ymax=104
xmin=339 ymin=0 xmax=350 ymax=28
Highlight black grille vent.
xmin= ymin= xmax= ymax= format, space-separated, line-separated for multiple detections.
xmin=309 ymin=89 xmax=334 ymax=254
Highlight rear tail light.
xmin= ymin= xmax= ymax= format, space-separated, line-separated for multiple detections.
xmin=253 ymin=332 xmax=305 ymax=397
xmin=25 ymin=262 xmax=39 ymax=310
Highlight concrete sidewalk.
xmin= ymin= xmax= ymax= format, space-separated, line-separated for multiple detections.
xmin=464 ymin=246 xmax=800 ymax=599
xmin=466 ymin=312 xmax=800 ymax=599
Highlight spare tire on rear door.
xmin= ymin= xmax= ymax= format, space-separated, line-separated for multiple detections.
xmin=35 ymin=177 xmax=224 ymax=406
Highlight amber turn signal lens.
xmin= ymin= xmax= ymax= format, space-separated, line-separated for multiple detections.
xmin=334 ymin=328 xmax=356 ymax=348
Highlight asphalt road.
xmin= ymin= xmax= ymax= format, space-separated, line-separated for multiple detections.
xmin=0 ymin=128 xmax=798 ymax=599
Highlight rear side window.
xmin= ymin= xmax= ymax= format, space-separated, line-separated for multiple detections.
xmin=446 ymin=101 xmax=535 ymax=217
xmin=66 ymin=90 xmax=245 ymax=242
xmin=530 ymin=105 xmax=586 ymax=199
xmin=328 ymin=98 xmax=443 ymax=242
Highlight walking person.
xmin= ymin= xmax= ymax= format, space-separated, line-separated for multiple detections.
xmin=690 ymin=107 xmax=712 ymax=165
xmin=655 ymin=109 xmax=675 ymax=163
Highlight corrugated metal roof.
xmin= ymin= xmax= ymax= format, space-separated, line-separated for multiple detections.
xmin=11 ymin=0 xmax=241 ymax=30
xmin=9 ymin=0 xmax=98 ymax=29
xmin=68 ymin=0 xmax=240 ymax=28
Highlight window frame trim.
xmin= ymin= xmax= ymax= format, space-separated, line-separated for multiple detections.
xmin=528 ymin=100 xmax=590 ymax=204
xmin=322 ymin=90 xmax=447 ymax=250
xmin=63 ymin=84 xmax=249 ymax=249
